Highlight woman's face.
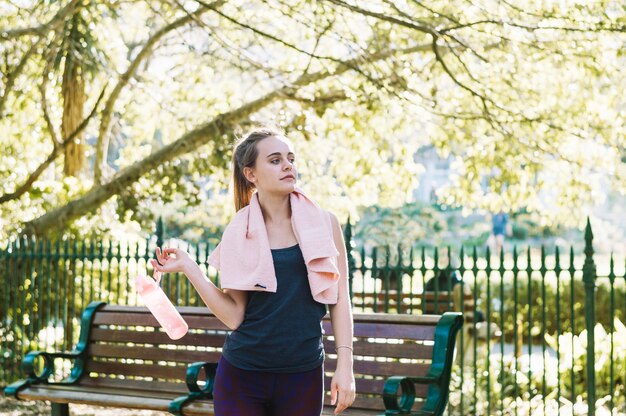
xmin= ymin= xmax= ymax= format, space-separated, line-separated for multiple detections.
xmin=244 ymin=135 xmax=297 ymax=194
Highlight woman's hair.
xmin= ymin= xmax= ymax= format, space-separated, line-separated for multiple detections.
xmin=232 ymin=126 xmax=285 ymax=211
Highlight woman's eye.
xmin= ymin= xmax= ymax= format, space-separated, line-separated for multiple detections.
xmin=271 ymin=159 xmax=280 ymax=164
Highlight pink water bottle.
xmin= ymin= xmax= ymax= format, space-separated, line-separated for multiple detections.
xmin=135 ymin=271 xmax=188 ymax=340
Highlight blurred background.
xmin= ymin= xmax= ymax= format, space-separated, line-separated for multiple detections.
xmin=1 ymin=0 xmax=624 ymax=414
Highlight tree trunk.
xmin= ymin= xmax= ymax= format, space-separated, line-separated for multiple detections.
xmin=61 ymin=17 xmax=86 ymax=177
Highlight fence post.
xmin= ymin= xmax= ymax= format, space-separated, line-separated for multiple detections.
xmin=156 ymin=216 xmax=164 ymax=248
xmin=583 ymin=217 xmax=596 ymax=416
xmin=344 ymin=218 xmax=355 ymax=298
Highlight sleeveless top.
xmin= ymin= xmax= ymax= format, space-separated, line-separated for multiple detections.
xmin=221 ymin=244 xmax=327 ymax=372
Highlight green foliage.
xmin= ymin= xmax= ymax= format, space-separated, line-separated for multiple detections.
xmin=1 ymin=0 xmax=625 ymax=237
xmin=512 ymin=222 xmax=529 ymax=240
xmin=510 ymin=212 xmax=564 ymax=240
xmin=353 ymin=202 xmax=436 ymax=249
xmin=449 ymin=319 xmax=626 ymax=415
xmin=352 ymin=201 xmax=491 ymax=251
xmin=351 ymin=203 xmax=579 ymax=254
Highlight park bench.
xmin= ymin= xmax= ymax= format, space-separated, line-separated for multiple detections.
xmin=5 ymin=301 xmax=462 ymax=416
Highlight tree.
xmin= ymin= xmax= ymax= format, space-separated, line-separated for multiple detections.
xmin=0 ymin=0 xmax=624 ymax=238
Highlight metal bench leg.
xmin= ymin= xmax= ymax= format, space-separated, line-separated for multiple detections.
xmin=51 ymin=403 xmax=69 ymax=416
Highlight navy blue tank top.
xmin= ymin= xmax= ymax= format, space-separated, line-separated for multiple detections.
xmin=221 ymin=244 xmax=327 ymax=372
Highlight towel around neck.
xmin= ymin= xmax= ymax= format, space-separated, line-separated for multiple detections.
xmin=207 ymin=188 xmax=340 ymax=304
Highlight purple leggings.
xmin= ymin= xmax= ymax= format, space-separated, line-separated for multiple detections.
xmin=213 ymin=356 xmax=324 ymax=416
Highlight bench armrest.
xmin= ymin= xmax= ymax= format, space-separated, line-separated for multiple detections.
xmin=169 ymin=361 xmax=217 ymax=415
xmin=382 ymin=376 xmax=418 ymax=414
xmin=23 ymin=350 xmax=84 ymax=382
xmin=381 ymin=375 xmax=441 ymax=415
xmin=185 ymin=361 xmax=217 ymax=396
xmin=4 ymin=301 xmax=106 ymax=399
xmin=381 ymin=312 xmax=463 ymax=416
xmin=4 ymin=350 xmax=84 ymax=398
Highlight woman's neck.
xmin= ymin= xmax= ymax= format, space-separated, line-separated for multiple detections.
xmin=257 ymin=191 xmax=291 ymax=224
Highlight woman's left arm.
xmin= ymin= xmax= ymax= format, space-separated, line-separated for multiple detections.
xmin=328 ymin=212 xmax=356 ymax=415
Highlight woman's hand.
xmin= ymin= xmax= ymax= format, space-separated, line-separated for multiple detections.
xmin=330 ymin=365 xmax=356 ymax=414
xmin=150 ymin=247 xmax=197 ymax=276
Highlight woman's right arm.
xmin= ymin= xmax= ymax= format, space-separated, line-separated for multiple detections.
xmin=151 ymin=247 xmax=247 ymax=330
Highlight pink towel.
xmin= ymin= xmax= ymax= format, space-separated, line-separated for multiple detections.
xmin=207 ymin=188 xmax=340 ymax=304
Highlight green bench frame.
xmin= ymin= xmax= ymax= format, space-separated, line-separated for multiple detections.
xmin=5 ymin=301 xmax=462 ymax=416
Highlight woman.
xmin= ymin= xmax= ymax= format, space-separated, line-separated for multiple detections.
xmin=151 ymin=126 xmax=356 ymax=415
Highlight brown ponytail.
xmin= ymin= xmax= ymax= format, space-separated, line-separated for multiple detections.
xmin=232 ymin=126 xmax=285 ymax=211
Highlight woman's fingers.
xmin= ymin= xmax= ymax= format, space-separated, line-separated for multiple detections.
xmin=333 ymin=387 xmax=345 ymax=414
xmin=156 ymin=247 xmax=178 ymax=264
xmin=155 ymin=247 xmax=165 ymax=264
xmin=151 ymin=258 xmax=163 ymax=269
xmin=334 ymin=391 xmax=346 ymax=414
xmin=152 ymin=247 xmax=184 ymax=274
xmin=334 ymin=386 xmax=355 ymax=414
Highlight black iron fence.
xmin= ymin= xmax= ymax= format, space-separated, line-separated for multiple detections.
xmin=0 ymin=218 xmax=624 ymax=415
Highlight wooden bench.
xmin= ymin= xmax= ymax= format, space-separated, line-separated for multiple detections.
xmin=4 ymin=301 xmax=462 ymax=416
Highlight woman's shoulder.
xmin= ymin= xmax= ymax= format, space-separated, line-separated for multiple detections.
xmin=322 ymin=209 xmax=341 ymax=231
xmin=324 ymin=209 xmax=338 ymax=221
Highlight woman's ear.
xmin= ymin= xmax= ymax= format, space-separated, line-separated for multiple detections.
xmin=243 ymin=166 xmax=255 ymax=184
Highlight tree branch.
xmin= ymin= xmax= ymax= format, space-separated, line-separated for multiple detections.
xmin=440 ymin=18 xmax=626 ymax=35
xmin=39 ymin=35 xmax=64 ymax=147
xmin=324 ymin=0 xmax=440 ymax=38
xmin=203 ymin=1 xmax=347 ymax=65
xmin=0 ymin=0 xmax=81 ymax=41
xmin=323 ymin=0 xmax=501 ymax=116
xmin=93 ymin=1 xmax=219 ymax=185
xmin=0 ymin=86 xmax=107 ymax=205
xmin=408 ymin=0 xmax=461 ymax=25
xmin=0 ymin=37 xmax=43 ymax=117
xmin=166 ymin=0 xmax=276 ymax=74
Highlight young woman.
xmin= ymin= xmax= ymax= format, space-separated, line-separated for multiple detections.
xmin=151 ymin=127 xmax=356 ymax=415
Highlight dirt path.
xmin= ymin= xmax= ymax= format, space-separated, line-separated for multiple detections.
xmin=0 ymin=397 xmax=168 ymax=416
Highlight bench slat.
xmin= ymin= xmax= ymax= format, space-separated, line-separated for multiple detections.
xmin=16 ymin=384 xmax=175 ymax=411
xmin=327 ymin=359 xmax=432 ymax=380
xmin=80 ymin=376 xmax=188 ymax=394
xmin=323 ymin=394 xmax=428 ymax=412
xmin=88 ymin=343 xmax=222 ymax=363
xmin=86 ymin=360 xmax=188 ymax=380
xmin=323 ymin=339 xmax=434 ymax=360
xmin=350 ymin=322 xmax=436 ymax=340
xmin=322 ymin=376 xmax=429 ymax=397
xmin=90 ymin=327 xmax=228 ymax=346
xmin=93 ymin=311 xmax=230 ymax=331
